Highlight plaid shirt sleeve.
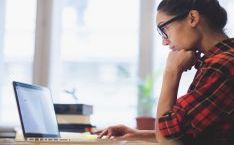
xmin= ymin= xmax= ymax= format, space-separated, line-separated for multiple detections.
xmin=157 ymin=53 xmax=234 ymax=139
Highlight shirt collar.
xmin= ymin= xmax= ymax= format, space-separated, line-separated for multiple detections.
xmin=203 ymin=38 xmax=234 ymax=58
xmin=195 ymin=38 xmax=234 ymax=69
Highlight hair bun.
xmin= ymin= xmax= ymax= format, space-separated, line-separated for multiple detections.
xmin=214 ymin=6 xmax=227 ymax=29
xmin=202 ymin=0 xmax=227 ymax=29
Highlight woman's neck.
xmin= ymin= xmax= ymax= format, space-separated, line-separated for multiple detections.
xmin=200 ymin=31 xmax=229 ymax=55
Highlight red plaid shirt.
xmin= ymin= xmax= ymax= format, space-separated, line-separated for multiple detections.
xmin=157 ymin=38 xmax=234 ymax=145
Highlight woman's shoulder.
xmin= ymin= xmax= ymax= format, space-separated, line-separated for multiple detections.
xmin=203 ymin=48 xmax=234 ymax=76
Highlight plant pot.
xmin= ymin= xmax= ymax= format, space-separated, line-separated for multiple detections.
xmin=136 ymin=116 xmax=155 ymax=130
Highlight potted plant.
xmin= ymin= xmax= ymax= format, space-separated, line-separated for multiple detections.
xmin=136 ymin=73 xmax=159 ymax=130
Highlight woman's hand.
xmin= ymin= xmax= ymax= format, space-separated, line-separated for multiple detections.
xmin=165 ymin=50 xmax=200 ymax=73
xmin=95 ymin=125 xmax=139 ymax=140
xmin=95 ymin=125 xmax=156 ymax=142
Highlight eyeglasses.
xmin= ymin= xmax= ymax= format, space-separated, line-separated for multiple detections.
xmin=157 ymin=12 xmax=189 ymax=39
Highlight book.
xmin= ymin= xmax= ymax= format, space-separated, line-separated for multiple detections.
xmin=54 ymin=104 xmax=93 ymax=115
xmin=0 ymin=126 xmax=16 ymax=138
xmin=56 ymin=114 xmax=91 ymax=124
xmin=58 ymin=124 xmax=95 ymax=133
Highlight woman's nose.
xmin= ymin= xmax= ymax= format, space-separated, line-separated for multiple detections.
xmin=162 ymin=38 xmax=170 ymax=45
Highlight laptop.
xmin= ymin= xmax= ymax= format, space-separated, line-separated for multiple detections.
xmin=12 ymin=81 xmax=100 ymax=143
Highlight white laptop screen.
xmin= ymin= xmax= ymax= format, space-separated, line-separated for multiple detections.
xmin=13 ymin=81 xmax=59 ymax=138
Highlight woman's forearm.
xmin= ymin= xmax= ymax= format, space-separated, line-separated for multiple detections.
xmin=136 ymin=130 xmax=157 ymax=142
xmin=157 ymin=69 xmax=182 ymax=117
xmin=156 ymin=69 xmax=182 ymax=142
xmin=138 ymin=130 xmax=156 ymax=137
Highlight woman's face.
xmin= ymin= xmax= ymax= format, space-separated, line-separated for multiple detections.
xmin=156 ymin=10 xmax=200 ymax=51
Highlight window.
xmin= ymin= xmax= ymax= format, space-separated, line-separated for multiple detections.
xmin=1 ymin=0 xmax=232 ymax=128
xmin=0 ymin=0 xmax=36 ymax=125
xmin=57 ymin=0 xmax=140 ymax=128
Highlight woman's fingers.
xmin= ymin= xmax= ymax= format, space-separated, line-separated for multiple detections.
xmin=96 ymin=125 xmax=128 ymax=139
xmin=98 ymin=128 xmax=114 ymax=139
xmin=106 ymin=130 xmax=113 ymax=139
xmin=97 ymin=129 xmax=108 ymax=139
xmin=93 ymin=130 xmax=103 ymax=135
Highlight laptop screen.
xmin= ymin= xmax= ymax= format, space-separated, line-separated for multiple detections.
xmin=13 ymin=81 xmax=59 ymax=138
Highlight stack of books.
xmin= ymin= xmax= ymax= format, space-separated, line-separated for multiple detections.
xmin=54 ymin=103 xmax=95 ymax=133
xmin=0 ymin=126 xmax=16 ymax=138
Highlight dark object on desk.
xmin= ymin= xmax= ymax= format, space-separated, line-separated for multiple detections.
xmin=54 ymin=104 xmax=93 ymax=115
xmin=0 ymin=127 xmax=16 ymax=138
xmin=58 ymin=124 xmax=95 ymax=133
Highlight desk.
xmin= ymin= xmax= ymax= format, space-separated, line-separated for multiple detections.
xmin=0 ymin=139 xmax=158 ymax=145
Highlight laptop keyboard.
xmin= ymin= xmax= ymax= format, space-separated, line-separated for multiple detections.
xmin=26 ymin=137 xmax=71 ymax=142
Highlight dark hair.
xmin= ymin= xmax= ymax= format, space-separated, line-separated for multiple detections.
xmin=157 ymin=0 xmax=227 ymax=31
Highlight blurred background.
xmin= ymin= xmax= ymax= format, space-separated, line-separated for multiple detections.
xmin=0 ymin=0 xmax=233 ymax=129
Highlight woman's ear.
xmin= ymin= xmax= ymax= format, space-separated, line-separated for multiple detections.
xmin=188 ymin=10 xmax=200 ymax=27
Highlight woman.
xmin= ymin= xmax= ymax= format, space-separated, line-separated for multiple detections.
xmin=96 ymin=0 xmax=234 ymax=144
